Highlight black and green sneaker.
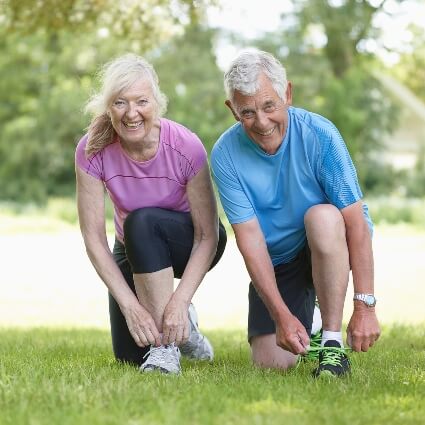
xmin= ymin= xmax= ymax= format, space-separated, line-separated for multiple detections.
xmin=301 ymin=328 xmax=322 ymax=362
xmin=312 ymin=340 xmax=351 ymax=378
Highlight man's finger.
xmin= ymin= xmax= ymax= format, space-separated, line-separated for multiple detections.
xmin=290 ymin=335 xmax=307 ymax=355
xmin=346 ymin=332 xmax=352 ymax=348
xmin=350 ymin=336 xmax=362 ymax=352
xmin=299 ymin=330 xmax=310 ymax=349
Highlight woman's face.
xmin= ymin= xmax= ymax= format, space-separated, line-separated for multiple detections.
xmin=109 ymin=79 xmax=159 ymax=145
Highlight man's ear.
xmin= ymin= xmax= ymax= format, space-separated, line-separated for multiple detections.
xmin=225 ymin=100 xmax=240 ymax=122
xmin=285 ymin=82 xmax=293 ymax=106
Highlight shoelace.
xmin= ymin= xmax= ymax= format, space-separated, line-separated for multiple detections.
xmin=297 ymin=346 xmax=351 ymax=367
xmin=314 ymin=346 xmax=351 ymax=365
xmin=143 ymin=345 xmax=178 ymax=365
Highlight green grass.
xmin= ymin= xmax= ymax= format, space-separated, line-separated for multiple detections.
xmin=1 ymin=327 xmax=425 ymax=425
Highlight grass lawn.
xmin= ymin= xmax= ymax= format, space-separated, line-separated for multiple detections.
xmin=1 ymin=326 xmax=424 ymax=425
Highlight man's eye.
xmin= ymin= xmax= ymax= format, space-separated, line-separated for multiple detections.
xmin=264 ymin=105 xmax=276 ymax=112
xmin=242 ymin=111 xmax=254 ymax=118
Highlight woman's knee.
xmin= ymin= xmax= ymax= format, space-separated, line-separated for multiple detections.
xmin=124 ymin=207 xmax=161 ymax=237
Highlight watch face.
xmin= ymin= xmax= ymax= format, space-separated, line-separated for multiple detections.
xmin=365 ymin=295 xmax=376 ymax=306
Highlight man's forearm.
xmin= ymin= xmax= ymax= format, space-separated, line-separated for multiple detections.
xmin=346 ymin=223 xmax=374 ymax=295
xmin=233 ymin=221 xmax=291 ymax=322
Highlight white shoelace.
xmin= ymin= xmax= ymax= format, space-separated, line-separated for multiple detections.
xmin=143 ymin=345 xmax=180 ymax=369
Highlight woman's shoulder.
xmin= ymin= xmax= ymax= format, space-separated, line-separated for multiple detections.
xmin=161 ymin=118 xmax=202 ymax=147
xmin=160 ymin=118 xmax=207 ymax=170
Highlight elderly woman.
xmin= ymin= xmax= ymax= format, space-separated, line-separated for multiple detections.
xmin=75 ymin=54 xmax=226 ymax=374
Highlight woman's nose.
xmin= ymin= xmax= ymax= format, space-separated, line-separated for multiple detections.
xmin=125 ymin=103 xmax=139 ymax=119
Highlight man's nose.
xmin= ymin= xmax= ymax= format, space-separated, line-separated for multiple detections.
xmin=255 ymin=110 xmax=269 ymax=127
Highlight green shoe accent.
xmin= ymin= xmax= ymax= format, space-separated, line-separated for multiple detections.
xmin=312 ymin=340 xmax=351 ymax=378
xmin=300 ymin=328 xmax=322 ymax=362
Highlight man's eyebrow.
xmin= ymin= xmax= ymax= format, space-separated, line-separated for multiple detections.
xmin=240 ymin=107 xmax=255 ymax=113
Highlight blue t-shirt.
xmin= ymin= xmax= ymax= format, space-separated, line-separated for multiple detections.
xmin=211 ymin=106 xmax=373 ymax=266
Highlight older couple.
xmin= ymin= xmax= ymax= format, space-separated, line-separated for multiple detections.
xmin=75 ymin=50 xmax=380 ymax=377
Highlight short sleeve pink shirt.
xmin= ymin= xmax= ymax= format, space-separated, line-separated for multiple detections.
xmin=75 ymin=118 xmax=207 ymax=241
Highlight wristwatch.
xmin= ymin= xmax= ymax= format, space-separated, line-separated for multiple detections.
xmin=353 ymin=293 xmax=377 ymax=307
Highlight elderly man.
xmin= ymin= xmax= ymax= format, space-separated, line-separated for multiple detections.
xmin=211 ymin=49 xmax=380 ymax=377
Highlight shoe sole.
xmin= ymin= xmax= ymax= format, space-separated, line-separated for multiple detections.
xmin=141 ymin=366 xmax=181 ymax=375
xmin=313 ymin=369 xmax=351 ymax=378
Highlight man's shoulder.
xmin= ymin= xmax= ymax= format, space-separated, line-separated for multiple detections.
xmin=289 ymin=107 xmax=342 ymax=146
xmin=290 ymin=107 xmax=333 ymax=130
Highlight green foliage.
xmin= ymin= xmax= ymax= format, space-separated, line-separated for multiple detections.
xmin=401 ymin=145 xmax=425 ymax=198
xmin=0 ymin=2 xmax=217 ymax=203
xmin=149 ymin=24 xmax=234 ymax=153
xmin=1 ymin=326 xmax=425 ymax=424
xmin=0 ymin=0 xmax=420 ymax=202
xmin=367 ymin=196 xmax=425 ymax=226
xmin=249 ymin=0 xmax=400 ymax=193
xmin=295 ymin=0 xmax=386 ymax=77
xmin=0 ymin=29 xmax=114 ymax=202
xmin=2 ymin=0 xmax=216 ymax=48
xmin=391 ymin=24 xmax=425 ymax=103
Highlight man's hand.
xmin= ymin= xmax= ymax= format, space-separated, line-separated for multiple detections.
xmin=122 ymin=301 xmax=161 ymax=348
xmin=162 ymin=298 xmax=190 ymax=346
xmin=275 ymin=313 xmax=310 ymax=355
xmin=346 ymin=307 xmax=380 ymax=352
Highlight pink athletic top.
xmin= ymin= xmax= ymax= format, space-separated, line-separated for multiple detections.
xmin=75 ymin=118 xmax=207 ymax=242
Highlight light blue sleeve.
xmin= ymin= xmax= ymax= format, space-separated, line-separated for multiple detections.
xmin=210 ymin=143 xmax=255 ymax=224
xmin=318 ymin=124 xmax=363 ymax=209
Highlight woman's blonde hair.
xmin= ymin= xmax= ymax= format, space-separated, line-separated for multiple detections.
xmin=84 ymin=54 xmax=168 ymax=156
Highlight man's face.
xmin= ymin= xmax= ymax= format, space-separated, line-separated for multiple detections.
xmin=227 ymin=74 xmax=292 ymax=154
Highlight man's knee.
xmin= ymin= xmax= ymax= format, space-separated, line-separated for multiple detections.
xmin=304 ymin=204 xmax=343 ymax=228
xmin=304 ymin=204 xmax=346 ymax=252
xmin=251 ymin=334 xmax=298 ymax=370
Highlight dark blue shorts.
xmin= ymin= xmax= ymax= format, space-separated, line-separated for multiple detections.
xmin=248 ymin=244 xmax=316 ymax=341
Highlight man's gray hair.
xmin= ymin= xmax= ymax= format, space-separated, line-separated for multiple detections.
xmin=224 ymin=49 xmax=288 ymax=102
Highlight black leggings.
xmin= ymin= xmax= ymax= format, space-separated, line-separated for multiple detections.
xmin=111 ymin=207 xmax=227 ymax=365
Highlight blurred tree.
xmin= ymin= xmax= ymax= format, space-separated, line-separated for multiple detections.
xmin=0 ymin=29 xmax=124 ymax=202
xmin=1 ymin=0 xmax=217 ymax=49
xmin=391 ymin=24 xmax=425 ymax=103
xmin=0 ymin=1 xmax=217 ymax=202
xmin=150 ymin=23 xmax=234 ymax=153
xmin=249 ymin=0 xmax=402 ymax=192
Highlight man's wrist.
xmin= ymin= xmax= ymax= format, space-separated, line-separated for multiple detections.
xmin=353 ymin=301 xmax=376 ymax=313
xmin=353 ymin=293 xmax=377 ymax=308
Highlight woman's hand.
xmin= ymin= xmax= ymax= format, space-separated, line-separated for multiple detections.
xmin=122 ymin=301 xmax=161 ymax=348
xmin=161 ymin=298 xmax=190 ymax=346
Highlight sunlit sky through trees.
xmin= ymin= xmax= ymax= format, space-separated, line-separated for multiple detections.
xmin=207 ymin=0 xmax=425 ymax=69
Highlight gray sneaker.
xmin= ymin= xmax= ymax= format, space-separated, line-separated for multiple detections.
xmin=140 ymin=344 xmax=181 ymax=375
xmin=180 ymin=303 xmax=214 ymax=361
